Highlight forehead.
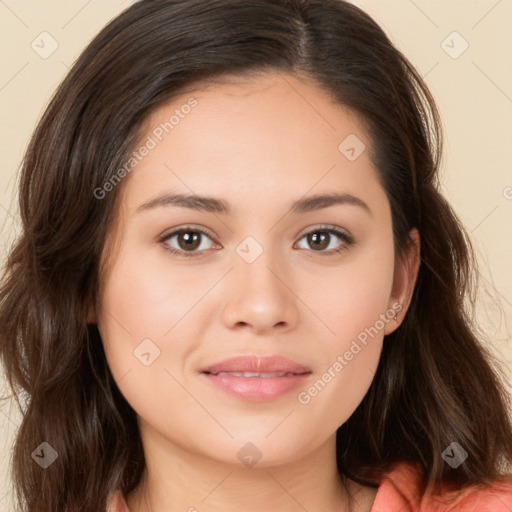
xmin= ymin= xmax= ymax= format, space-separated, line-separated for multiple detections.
xmin=116 ymin=71 xmax=383 ymax=220
xmin=146 ymin=71 xmax=361 ymax=142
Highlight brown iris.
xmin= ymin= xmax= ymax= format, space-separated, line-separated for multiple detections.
xmin=307 ymin=231 xmax=330 ymax=251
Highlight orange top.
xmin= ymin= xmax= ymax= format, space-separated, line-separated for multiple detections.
xmin=370 ymin=461 xmax=512 ymax=511
xmin=107 ymin=461 xmax=512 ymax=511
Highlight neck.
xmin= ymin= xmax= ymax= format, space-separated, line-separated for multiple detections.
xmin=126 ymin=425 xmax=359 ymax=512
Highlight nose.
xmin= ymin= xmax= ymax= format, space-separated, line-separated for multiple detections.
xmin=221 ymin=248 xmax=299 ymax=335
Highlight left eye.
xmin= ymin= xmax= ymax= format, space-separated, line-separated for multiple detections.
xmin=159 ymin=226 xmax=353 ymax=257
xmin=295 ymin=228 xmax=353 ymax=254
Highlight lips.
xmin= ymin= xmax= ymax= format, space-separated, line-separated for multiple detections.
xmin=200 ymin=355 xmax=312 ymax=375
xmin=200 ymin=355 xmax=312 ymax=401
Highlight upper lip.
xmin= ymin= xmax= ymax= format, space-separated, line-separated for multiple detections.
xmin=201 ymin=355 xmax=312 ymax=375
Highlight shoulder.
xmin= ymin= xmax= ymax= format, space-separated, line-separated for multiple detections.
xmin=106 ymin=464 xmax=512 ymax=512
xmin=371 ymin=460 xmax=512 ymax=512
xmin=107 ymin=490 xmax=131 ymax=512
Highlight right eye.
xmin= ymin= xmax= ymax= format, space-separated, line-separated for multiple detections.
xmin=159 ymin=226 xmax=219 ymax=257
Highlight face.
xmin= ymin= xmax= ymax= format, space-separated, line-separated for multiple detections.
xmin=92 ymin=71 xmax=419 ymax=467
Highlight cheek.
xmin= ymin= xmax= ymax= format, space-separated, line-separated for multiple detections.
xmin=96 ymin=243 xmax=218 ymax=398
xmin=96 ymin=254 xmax=188 ymax=419
xmin=98 ymin=245 xmax=209 ymax=341
xmin=310 ymin=234 xmax=395 ymax=349
xmin=296 ymin=237 xmax=394 ymax=419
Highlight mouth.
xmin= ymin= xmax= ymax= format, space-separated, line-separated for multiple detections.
xmin=200 ymin=354 xmax=311 ymax=374
xmin=200 ymin=355 xmax=312 ymax=401
xmin=203 ymin=371 xmax=308 ymax=378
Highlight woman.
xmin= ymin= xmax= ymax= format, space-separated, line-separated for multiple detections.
xmin=1 ymin=1 xmax=511 ymax=511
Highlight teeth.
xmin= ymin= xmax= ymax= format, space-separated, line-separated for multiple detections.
xmin=214 ymin=371 xmax=293 ymax=378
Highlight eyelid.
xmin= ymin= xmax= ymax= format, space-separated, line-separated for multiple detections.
xmin=296 ymin=223 xmax=353 ymax=241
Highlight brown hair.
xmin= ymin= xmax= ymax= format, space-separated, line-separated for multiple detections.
xmin=1 ymin=0 xmax=511 ymax=510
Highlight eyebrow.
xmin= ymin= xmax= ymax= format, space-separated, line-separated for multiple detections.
xmin=136 ymin=191 xmax=372 ymax=216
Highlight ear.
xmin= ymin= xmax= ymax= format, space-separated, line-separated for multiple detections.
xmin=384 ymin=228 xmax=421 ymax=335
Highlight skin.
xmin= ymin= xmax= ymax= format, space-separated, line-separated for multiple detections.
xmin=90 ymin=71 xmax=420 ymax=512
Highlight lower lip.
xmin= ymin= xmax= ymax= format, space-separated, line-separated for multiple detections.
xmin=201 ymin=372 xmax=312 ymax=401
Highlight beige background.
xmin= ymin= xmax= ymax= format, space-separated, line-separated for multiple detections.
xmin=1 ymin=0 xmax=511 ymax=509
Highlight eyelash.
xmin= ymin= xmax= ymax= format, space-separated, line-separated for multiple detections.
xmin=158 ymin=225 xmax=355 ymax=258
